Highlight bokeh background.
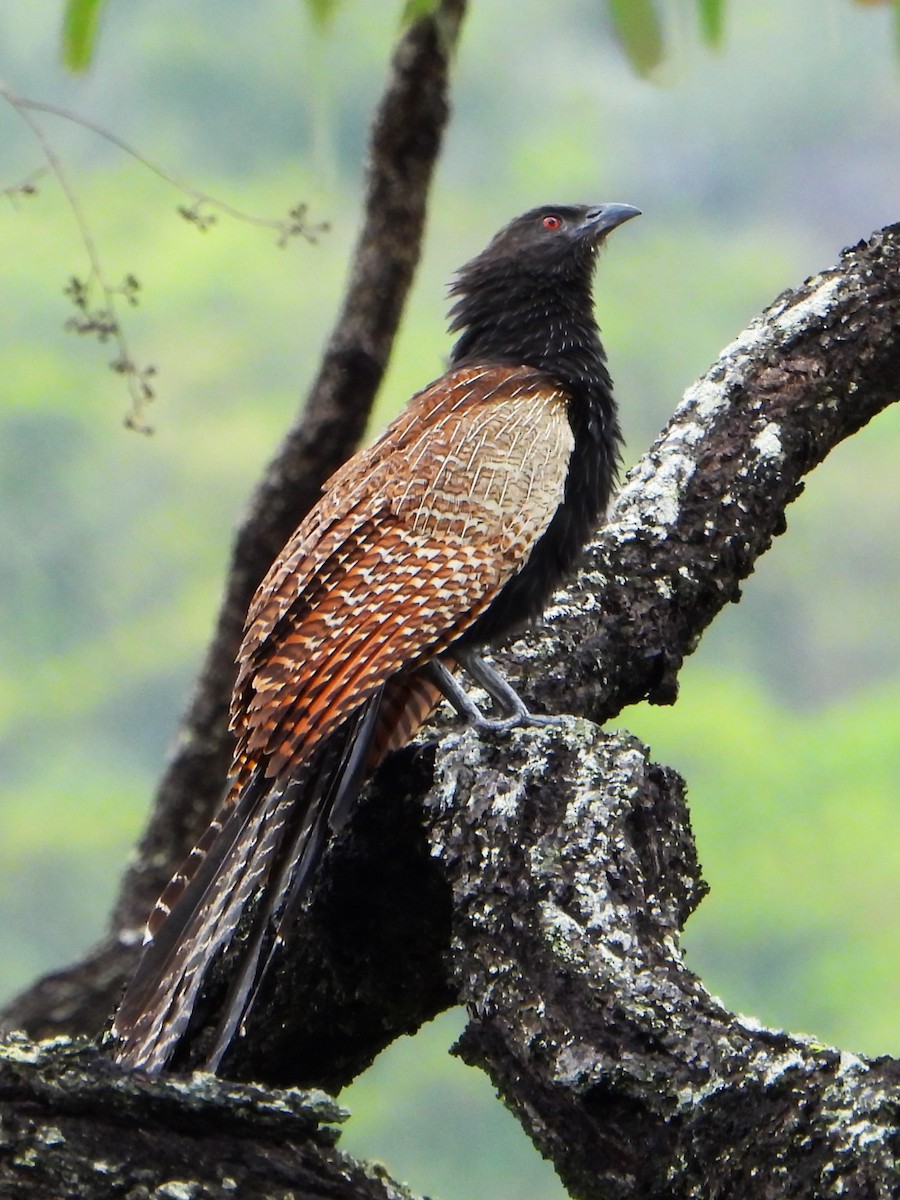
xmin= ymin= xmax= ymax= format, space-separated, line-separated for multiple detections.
xmin=1 ymin=2 xmax=898 ymax=1197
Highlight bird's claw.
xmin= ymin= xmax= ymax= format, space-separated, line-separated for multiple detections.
xmin=468 ymin=707 xmax=564 ymax=735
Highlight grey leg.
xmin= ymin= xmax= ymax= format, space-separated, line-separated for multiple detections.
xmin=427 ymin=653 xmax=560 ymax=734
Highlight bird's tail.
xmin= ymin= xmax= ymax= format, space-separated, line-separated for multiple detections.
xmin=109 ymin=666 xmax=442 ymax=1075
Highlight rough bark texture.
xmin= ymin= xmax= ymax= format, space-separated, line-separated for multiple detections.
xmin=2 ymin=210 xmax=898 ymax=1198
xmin=0 ymin=1034 xmax=417 ymax=1200
xmin=430 ymin=723 xmax=900 ymax=1200
xmin=0 ymin=0 xmax=467 ymax=1042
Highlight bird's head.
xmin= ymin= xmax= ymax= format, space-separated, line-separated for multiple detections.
xmin=452 ymin=203 xmax=641 ymax=290
xmin=447 ymin=202 xmax=640 ymax=373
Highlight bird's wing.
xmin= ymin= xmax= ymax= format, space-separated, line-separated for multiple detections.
xmin=111 ymin=364 xmax=573 ymax=1073
xmin=231 ymin=363 xmax=574 ymax=786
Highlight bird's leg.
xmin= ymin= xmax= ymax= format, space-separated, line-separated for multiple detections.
xmin=427 ymin=651 xmax=559 ymax=734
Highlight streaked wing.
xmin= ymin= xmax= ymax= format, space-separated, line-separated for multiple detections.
xmin=112 ymin=364 xmax=573 ymax=1073
xmin=231 ymin=364 xmax=575 ymax=788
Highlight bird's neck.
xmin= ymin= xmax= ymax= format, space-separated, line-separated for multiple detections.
xmin=448 ymin=270 xmax=612 ymax=398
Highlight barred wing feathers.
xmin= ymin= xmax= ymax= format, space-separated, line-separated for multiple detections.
xmin=111 ymin=364 xmax=573 ymax=1072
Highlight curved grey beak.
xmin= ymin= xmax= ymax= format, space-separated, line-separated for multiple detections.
xmin=584 ymin=203 xmax=642 ymax=237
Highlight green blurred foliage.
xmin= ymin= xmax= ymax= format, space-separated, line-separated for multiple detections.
xmin=609 ymin=0 xmax=665 ymax=76
xmin=2 ymin=2 xmax=899 ymax=1197
xmin=696 ymin=0 xmax=726 ymax=46
xmin=61 ymin=0 xmax=103 ymax=72
xmin=59 ymin=0 xmax=900 ymax=74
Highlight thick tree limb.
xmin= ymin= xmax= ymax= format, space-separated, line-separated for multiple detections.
xmin=508 ymin=224 xmax=900 ymax=724
xmin=430 ymin=723 xmax=900 ymax=1199
xmin=1 ymin=0 xmax=467 ymax=1040
xmin=0 ymin=1034 xmax=419 ymax=1200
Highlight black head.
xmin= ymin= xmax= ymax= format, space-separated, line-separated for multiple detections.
xmin=448 ymin=202 xmax=640 ymax=374
xmin=455 ymin=203 xmax=641 ymax=284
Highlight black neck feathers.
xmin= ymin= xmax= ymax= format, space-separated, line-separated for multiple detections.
xmin=446 ymin=204 xmax=636 ymax=645
xmin=449 ymin=263 xmax=614 ymax=401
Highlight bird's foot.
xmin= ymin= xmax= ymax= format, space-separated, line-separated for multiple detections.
xmin=465 ymin=707 xmax=563 ymax=735
xmin=426 ymin=653 xmax=561 ymax=736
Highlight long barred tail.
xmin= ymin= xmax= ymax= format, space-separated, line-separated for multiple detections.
xmin=110 ymin=666 xmax=442 ymax=1075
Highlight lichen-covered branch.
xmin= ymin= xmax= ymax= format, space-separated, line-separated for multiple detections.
xmin=0 ymin=1034 xmax=420 ymax=1200
xmin=1 ymin=0 xmax=468 ymax=1041
xmin=429 ymin=723 xmax=900 ymax=1199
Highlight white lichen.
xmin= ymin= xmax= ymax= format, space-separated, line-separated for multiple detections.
xmin=572 ymin=267 xmax=846 ymax=571
xmin=751 ymin=422 xmax=784 ymax=462
xmin=153 ymin=1183 xmax=199 ymax=1200
xmin=37 ymin=1126 xmax=65 ymax=1146
xmin=771 ymin=272 xmax=843 ymax=339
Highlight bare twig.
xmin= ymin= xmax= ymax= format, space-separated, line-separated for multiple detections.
xmin=1 ymin=80 xmax=156 ymax=432
xmin=15 ymin=96 xmax=328 ymax=245
xmin=0 ymin=82 xmax=329 ymax=432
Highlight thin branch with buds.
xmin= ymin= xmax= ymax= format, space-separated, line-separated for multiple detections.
xmin=0 ymin=82 xmax=328 ymax=431
xmin=1 ymin=81 xmax=157 ymax=432
xmin=16 ymin=95 xmax=329 ymax=245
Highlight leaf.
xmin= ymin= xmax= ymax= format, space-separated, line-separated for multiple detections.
xmin=304 ymin=0 xmax=340 ymax=31
xmin=696 ymin=0 xmax=725 ymax=47
xmin=61 ymin=0 xmax=106 ymax=72
xmin=401 ymin=0 xmax=440 ymax=23
xmin=607 ymin=0 xmax=665 ymax=78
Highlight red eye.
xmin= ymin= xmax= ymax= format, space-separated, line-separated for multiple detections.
xmin=542 ymin=214 xmax=562 ymax=231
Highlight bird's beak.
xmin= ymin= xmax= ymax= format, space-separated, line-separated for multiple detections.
xmin=583 ymin=204 xmax=642 ymax=238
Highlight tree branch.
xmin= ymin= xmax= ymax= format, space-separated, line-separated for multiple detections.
xmin=1 ymin=0 xmax=468 ymax=1040
xmin=0 ymin=1034 xmax=420 ymax=1200
xmin=508 ymin=224 xmax=900 ymax=724
xmin=431 ymin=724 xmax=900 ymax=1199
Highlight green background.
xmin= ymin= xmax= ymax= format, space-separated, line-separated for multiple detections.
xmin=1 ymin=3 xmax=898 ymax=1197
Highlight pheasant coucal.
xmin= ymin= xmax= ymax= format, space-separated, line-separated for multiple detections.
xmin=111 ymin=201 xmax=640 ymax=1074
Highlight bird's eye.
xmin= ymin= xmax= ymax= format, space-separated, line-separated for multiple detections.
xmin=542 ymin=214 xmax=563 ymax=231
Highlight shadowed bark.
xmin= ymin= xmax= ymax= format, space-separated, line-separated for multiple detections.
xmin=0 ymin=1034 xmax=418 ymax=1200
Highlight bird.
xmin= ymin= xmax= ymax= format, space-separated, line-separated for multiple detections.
xmin=110 ymin=201 xmax=640 ymax=1075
